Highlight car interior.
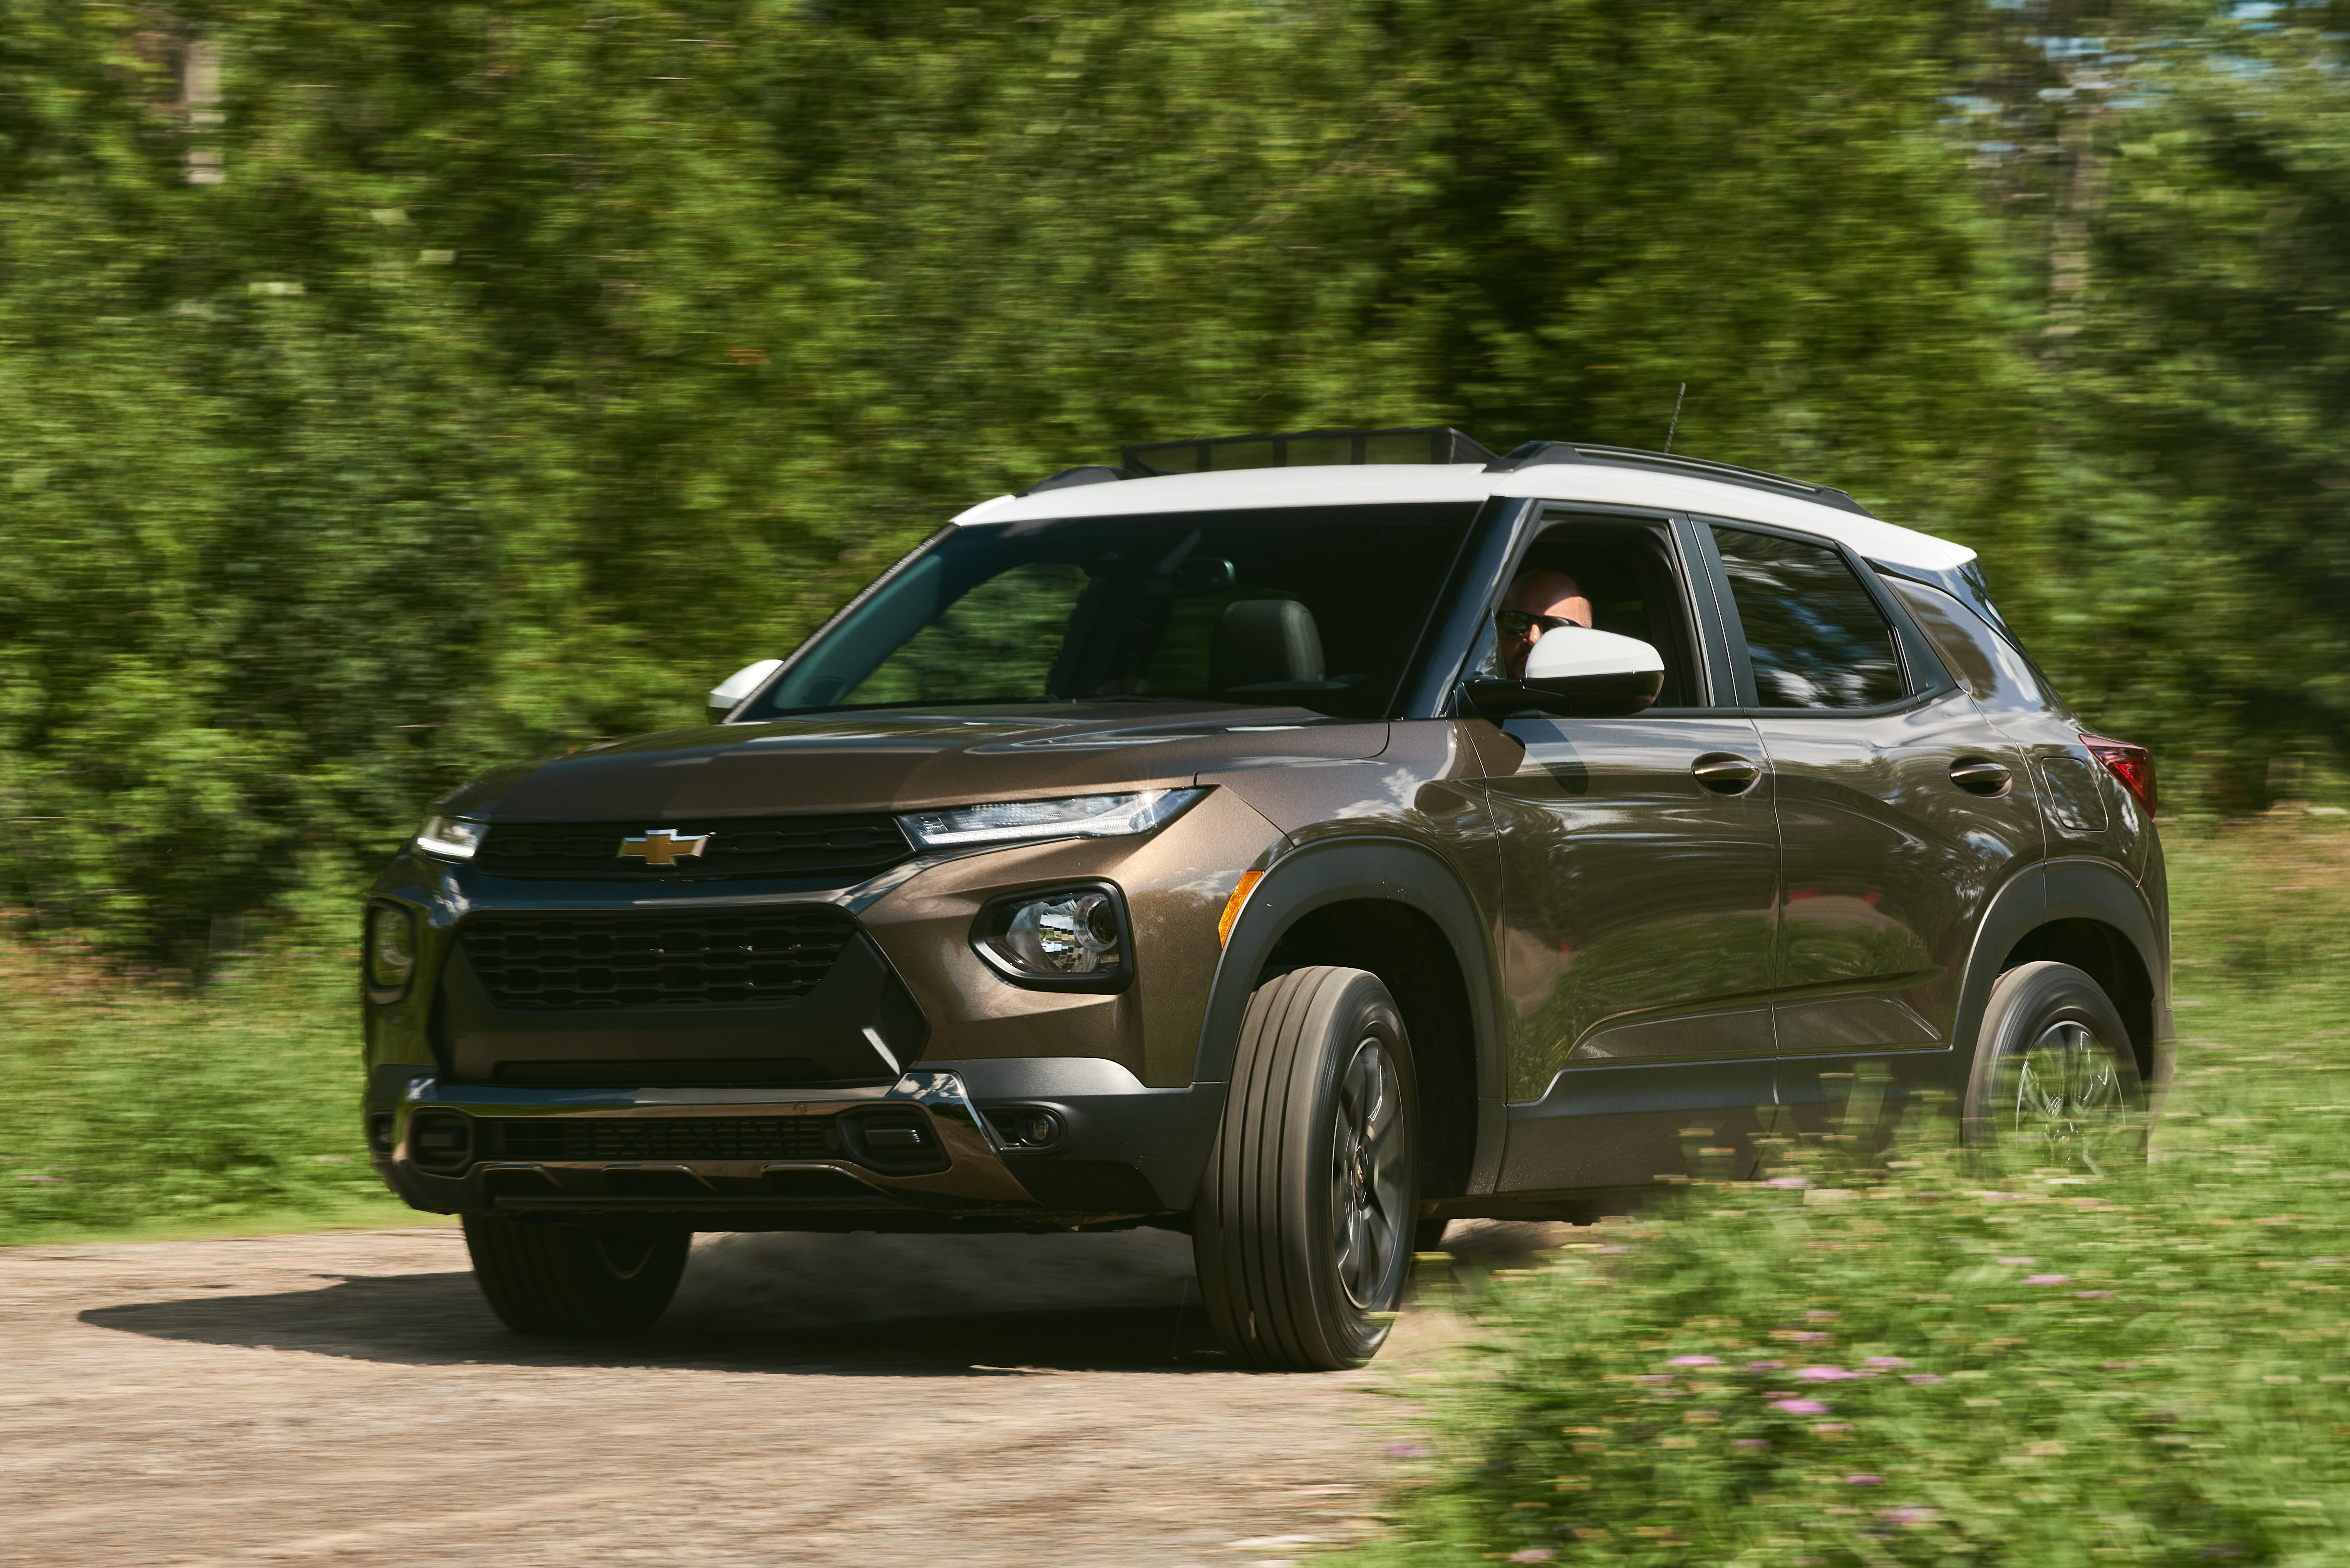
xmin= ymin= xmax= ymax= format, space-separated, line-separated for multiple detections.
xmin=1506 ymin=519 xmax=1703 ymax=710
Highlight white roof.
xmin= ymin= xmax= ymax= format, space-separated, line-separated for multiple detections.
xmin=950 ymin=461 xmax=1975 ymax=575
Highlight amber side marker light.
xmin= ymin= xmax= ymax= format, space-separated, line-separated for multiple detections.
xmin=1218 ymin=869 xmax=1265 ymax=948
xmin=2082 ymin=733 xmax=2157 ymax=816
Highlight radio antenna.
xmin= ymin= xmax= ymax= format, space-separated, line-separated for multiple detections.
xmin=1664 ymin=382 xmax=1687 ymax=453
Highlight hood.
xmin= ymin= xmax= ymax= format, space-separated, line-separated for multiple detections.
xmin=434 ymin=702 xmax=1388 ymax=822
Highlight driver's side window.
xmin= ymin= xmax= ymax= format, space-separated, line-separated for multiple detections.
xmin=1475 ymin=518 xmax=1705 ymax=708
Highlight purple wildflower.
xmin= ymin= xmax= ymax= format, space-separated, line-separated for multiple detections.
xmin=1747 ymin=1359 xmax=1785 ymax=1370
xmin=1881 ymin=1507 xmax=1938 ymax=1526
xmin=1668 ymin=1355 xmax=1721 ymax=1367
xmin=1770 ymin=1398 xmax=1830 ymax=1416
xmin=2026 ymin=1274 xmax=2072 ymax=1286
xmin=1846 ymin=1475 xmax=1885 ymax=1486
xmin=1864 ymin=1356 xmax=1911 ymax=1369
xmin=1790 ymin=1331 xmax=1834 ymax=1343
xmin=1796 ymin=1366 xmax=1862 ymax=1381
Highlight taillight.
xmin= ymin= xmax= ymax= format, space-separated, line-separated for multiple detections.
xmin=2080 ymin=733 xmax=2156 ymax=816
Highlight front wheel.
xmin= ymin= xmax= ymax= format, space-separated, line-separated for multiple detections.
xmin=1193 ymin=966 xmax=1419 ymax=1371
xmin=461 ymin=1216 xmax=691 ymax=1336
xmin=1964 ymin=960 xmax=2146 ymax=1175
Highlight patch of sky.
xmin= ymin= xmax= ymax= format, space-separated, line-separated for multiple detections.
xmin=2033 ymin=35 xmax=2112 ymax=60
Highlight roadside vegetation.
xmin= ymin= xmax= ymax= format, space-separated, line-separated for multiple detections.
xmin=0 ymin=931 xmax=406 ymax=1244
xmin=1343 ymin=814 xmax=2350 ymax=1566
xmin=10 ymin=4 xmax=2350 ymax=968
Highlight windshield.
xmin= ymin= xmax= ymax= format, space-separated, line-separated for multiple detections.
xmin=743 ymin=503 xmax=1483 ymax=721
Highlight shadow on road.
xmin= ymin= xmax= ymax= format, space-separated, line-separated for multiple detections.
xmin=78 ymin=1218 xmax=1575 ymax=1375
xmin=80 ymin=1228 xmax=1229 ymax=1375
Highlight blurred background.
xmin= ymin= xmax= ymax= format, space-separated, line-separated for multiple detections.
xmin=5 ymin=0 xmax=2347 ymax=964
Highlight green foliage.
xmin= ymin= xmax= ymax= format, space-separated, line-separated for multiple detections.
xmin=1340 ymin=815 xmax=2350 ymax=1566
xmin=1353 ymin=1136 xmax=2350 ymax=1566
xmin=3 ymin=2 xmax=2349 ymax=953
xmin=0 ymin=936 xmax=398 ymax=1240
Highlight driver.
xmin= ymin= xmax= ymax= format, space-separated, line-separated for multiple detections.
xmin=1494 ymin=567 xmax=1593 ymax=679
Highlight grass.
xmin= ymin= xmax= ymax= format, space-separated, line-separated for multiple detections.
xmin=0 ymin=930 xmax=417 ymax=1245
xmin=1342 ymin=814 xmax=2350 ymax=1567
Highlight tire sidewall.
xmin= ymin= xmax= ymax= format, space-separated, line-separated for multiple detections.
xmin=1271 ymin=970 xmax=1420 ymax=1366
xmin=1963 ymin=960 xmax=2144 ymax=1159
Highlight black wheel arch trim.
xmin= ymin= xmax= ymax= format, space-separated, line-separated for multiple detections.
xmin=1947 ymin=856 xmax=2171 ymax=1091
xmin=1195 ymin=833 xmax=1507 ymax=1193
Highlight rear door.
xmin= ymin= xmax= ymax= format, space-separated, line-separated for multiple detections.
xmin=1698 ymin=521 xmax=2045 ymax=1131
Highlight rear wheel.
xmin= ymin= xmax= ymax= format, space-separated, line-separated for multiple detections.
xmin=461 ymin=1216 xmax=690 ymax=1336
xmin=1964 ymin=960 xmax=2146 ymax=1174
xmin=1194 ymin=966 xmax=1419 ymax=1371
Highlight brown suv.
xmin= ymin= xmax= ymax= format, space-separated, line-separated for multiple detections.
xmin=360 ymin=427 xmax=2172 ymax=1370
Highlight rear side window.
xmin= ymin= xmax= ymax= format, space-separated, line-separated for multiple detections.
xmin=1883 ymin=576 xmax=2053 ymax=721
xmin=1711 ymin=525 xmax=1905 ymax=710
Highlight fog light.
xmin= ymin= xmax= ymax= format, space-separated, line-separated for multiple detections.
xmin=365 ymin=902 xmax=417 ymax=997
xmin=407 ymin=1111 xmax=473 ymax=1172
xmin=1011 ymin=891 xmax=1119 ymax=974
xmin=989 ymin=1108 xmax=1064 ymax=1148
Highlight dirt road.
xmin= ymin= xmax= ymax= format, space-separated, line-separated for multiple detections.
xmin=0 ymin=1222 xmax=1539 ymax=1566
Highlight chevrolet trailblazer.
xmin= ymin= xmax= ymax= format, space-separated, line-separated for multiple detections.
xmin=360 ymin=426 xmax=2171 ymax=1370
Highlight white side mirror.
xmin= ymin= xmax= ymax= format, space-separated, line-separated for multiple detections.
xmin=1467 ymin=627 xmax=1666 ymax=719
xmin=709 ymin=658 xmax=784 ymax=722
xmin=1524 ymin=626 xmax=1665 ymax=683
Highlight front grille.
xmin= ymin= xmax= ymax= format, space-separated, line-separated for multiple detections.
xmin=459 ymin=907 xmax=856 ymax=1009
xmin=485 ymin=1116 xmax=837 ymax=1162
xmin=475 ymin=814 xmax=912 ymax=882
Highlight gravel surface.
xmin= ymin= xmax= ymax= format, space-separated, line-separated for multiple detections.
xmin=0 ymin=1221 xmax=1560 ymax=1565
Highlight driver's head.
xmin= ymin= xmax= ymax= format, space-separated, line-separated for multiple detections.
xmin=1496 ymin=567 xmax=1592 ymax=678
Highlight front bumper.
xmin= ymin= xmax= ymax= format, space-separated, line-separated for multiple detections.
xmin=365 ymin=1057 xmax=1222 ymax=1230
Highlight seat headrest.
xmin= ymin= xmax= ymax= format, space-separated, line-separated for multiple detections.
xmin=1212 ymin=598 xmax=1326 ymax=690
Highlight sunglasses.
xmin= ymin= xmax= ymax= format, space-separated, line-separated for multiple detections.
xmin=1494 ymin=609 xmax=1584 ymax=637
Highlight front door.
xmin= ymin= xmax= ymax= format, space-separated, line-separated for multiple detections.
xmin=1701 ymin=520 xmax=2047 ymax=1139
xmin=1467 ymin=512 xmax=1782 ymax=1195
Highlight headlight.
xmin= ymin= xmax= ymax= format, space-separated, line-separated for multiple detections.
xmin=366 ymin=902 xmax=417 ymax=996
xmin=900 ymin=788 xmax=1205 ymax=849
xmin=972 ymin=885 xmax=1131 ymax=990
xmin=416 ymin=814 xmax=487 ymax=861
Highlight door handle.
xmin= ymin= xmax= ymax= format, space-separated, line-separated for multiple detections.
xmin=1949 ymin=758 xmax=2012 ymax=797
xmin=1692 ymin=754 xmax=1761 ymax=795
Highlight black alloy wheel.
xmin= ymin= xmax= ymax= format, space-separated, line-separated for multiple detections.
xmin=1193 ymin=965 xmax=1420 ymax=1371
xmin=462 ymin=1215 xmax=691 ymax=1336
xmin=1964 ymin=960 xmax=2147 ymax=1176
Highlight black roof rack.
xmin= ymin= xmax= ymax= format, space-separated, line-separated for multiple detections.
xmin=1486 ymin=441 xmax=1876 ymax=518
xmin=1124 ymin=425 xmax=1497 ymax=476
xmin=1016 ymin=425 xmax=1498 ymax=497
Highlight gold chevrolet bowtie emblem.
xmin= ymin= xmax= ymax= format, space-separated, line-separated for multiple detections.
xmin=617 ymin=828 xmax=713 ymax=867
